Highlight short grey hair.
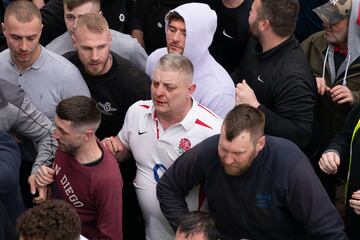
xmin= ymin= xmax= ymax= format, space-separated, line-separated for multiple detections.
xmin=155 ymin=53 xmax=194 ymax=82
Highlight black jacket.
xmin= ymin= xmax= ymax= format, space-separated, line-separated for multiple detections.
xmin=328 ymin=103 xmax=360 ymax=239
xmin=232 ymin=36 xmax=316 ymax=150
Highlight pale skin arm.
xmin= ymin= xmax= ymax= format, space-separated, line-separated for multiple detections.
xmin=131 ymin=29 xmax=145 ymax=48
xmin=28 ymin=165 xmax=54 ymax=204
xmin=102 ymin=136 xmax=131 ymax=162
xmin=349 ymin=190 xmax=360 ymax=215
xmin=235 ymin=80 xmax=260 ymax=108
xmin=318 ymin=151 xmax=340 ymax=175
xmin=32 ymin=0 xmax=45 ymax=9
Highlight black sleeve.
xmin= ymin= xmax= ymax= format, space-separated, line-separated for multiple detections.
xmin=286 ymin=152 xmax=347 ymax=239
xmin=156 ymin=135 xmax=219 ymax=230
xmin=260 ymin=61 xmax=316 ymax=150
xmin=125 ymin=0 xmax=142 ymax=32
xmin=327 ymin=103 xmax=360 ymax=166
xmin=40 ymin=0 xmax=66 ymax=45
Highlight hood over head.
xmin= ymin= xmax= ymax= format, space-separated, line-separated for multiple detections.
xmin=165 ymin=3 xmax=217 ymax=65
xmin=316 ymin=0 xmax=360 ymax=83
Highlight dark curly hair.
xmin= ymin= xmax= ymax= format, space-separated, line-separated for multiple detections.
xmin=17 ymin=199 xmax=81 ymax=240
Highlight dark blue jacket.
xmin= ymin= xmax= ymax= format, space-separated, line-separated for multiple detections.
xmin=157 ymin=134 xmax=347 ymax=239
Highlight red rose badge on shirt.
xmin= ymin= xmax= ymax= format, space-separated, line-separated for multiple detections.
xmin=177 ymin=138 xmax=191 ymax=155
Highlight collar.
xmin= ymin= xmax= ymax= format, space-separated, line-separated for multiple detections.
xmin=146 ymin=98 xmax=201 ymax=131
xmin=254 ymin=35 xmax=297 ymax=60
xmin=333 ymin=45 xmax=348 ymax=56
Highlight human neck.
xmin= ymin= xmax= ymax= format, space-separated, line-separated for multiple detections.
xmin=258 ymin=33 xmax=290 ymax=53
xmin=74 ymin=138 xmax=102 ymax=164
xmin=222 ymin=0 xmax=244 ymax=8
xmin=13 ymin=45 xmax=41 ymax=72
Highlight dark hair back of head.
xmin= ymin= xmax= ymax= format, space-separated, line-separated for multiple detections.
xmin=17 ymin=199 xmax=81 ymax=240
xmin=223 ymin=104 xmax=265 ymax=142
xmin=259 ymin=0 xmax=299 ymax=37
xmin=56 ymin=96 xmax=101 ymax=128
xmin=64 ymin=0 xmax=100 ymax=11
xmin=177 ymin=211 xmax=217 ymax=240
xmin=4 ymin=0 xmax=42 ymax=23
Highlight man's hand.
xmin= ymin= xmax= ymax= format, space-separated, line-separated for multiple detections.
xmin=28 ymin=174 xmax=49 ymax=204
xmin=32 ymin=0 xmax=45 ymax=9
xmin=131 ymin=29 xmax=145 ymax=48
xmin=318 ymin=151 xmax=340 ymax=174
xmin=33 ymin=186 xmax=48 ymax=204
xmin=316 ymin=77 xmax=330 ymax=95
xmin=349 ymin=190 xmax=360 ymax=215
xmin=330 ymin=85 xmax=354 ymax=105
xmin=235 ymin=80 xmax=260 ymax=108
xmin=102 ymin=136 xmax=130 ymax=161
xmin=35 ymin=165 xmax=55 ymax=187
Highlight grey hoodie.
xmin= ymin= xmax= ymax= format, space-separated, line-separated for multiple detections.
xmin=326 ymin=0 xmax=360 ymax=84
xmin=0 ymin=79 xmax=57 ymax=174
xmin=146 ymin=3 xmax=235 ymax=118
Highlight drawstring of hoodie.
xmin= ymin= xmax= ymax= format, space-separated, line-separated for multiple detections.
xmin=322 ymin=45 xmax=351 ymax=86
xmin=321 ymin=46 xmax=330 ymax=79
xmin=343 ymin=52 xmax=352 ymax=86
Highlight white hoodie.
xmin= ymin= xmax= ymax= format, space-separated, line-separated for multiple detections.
xmin=146 ymin=3 xmax=235 ymax=118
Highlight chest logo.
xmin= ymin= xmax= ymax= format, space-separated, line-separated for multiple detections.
xmin=98 ymin=101 xmax=117 ymax=115
xmin=257 ymin=75 xmax=264 ymax=83
xmin=256 ymin=193 xmax=273 ymax=208
xmin=222 ymin=29 xmax=234 ymax=39
xmin=177 ymin=138 xmax=192 ymax=155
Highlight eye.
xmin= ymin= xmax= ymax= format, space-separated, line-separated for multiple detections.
xmin=66 ymin=14 xmax=76 ymax=22
xmin=165 ymin=85 xmax=176 ymax=91
xmin=152 ymin=81 xmax=160 ymax=88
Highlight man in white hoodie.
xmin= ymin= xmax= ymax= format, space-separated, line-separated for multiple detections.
xmin=301 ymin=0 xmax=360 ymax=201
xmin=145 ymin=3 xmax=235 ymax=118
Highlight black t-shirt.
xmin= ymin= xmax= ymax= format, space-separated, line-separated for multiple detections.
xmin=209 ymin=0 xmax=252 ymax=73
xmin=65 ymin=51 xmax=151 ymax=139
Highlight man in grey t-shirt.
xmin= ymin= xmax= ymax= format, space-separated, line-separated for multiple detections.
xmin=0 ymin=0 xmax=90 ymax=121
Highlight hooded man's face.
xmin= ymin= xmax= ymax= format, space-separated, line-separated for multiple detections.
xmin=166 ymin=19 xmax=186 ymax=54
xmin=323 ymin=19 xmax=348 ymax=46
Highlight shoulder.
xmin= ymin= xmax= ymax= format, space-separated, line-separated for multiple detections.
xmin=112 ymin=53 xmax=150 ymax=80
xmin=110 ymin=29 xmax=136 ymax=44
xmin=193 ymin=102 xmax=223 ymax=130
xmin=0 ymin=49 xmax=10 ymax=59
xmin=301 ymin=31 xmax=326 ymax=48
xmin=46 ymin=32 xmax=71 ymax=53
xmin=263 ymin=136 xmax=308 ymax=168
xmin=146 ymin=48 xmax=167 ymax=74
xmin=125 ymin=100 xmax=153 ymax=117
xmin=43 ymin=48 xmax=78 ymax=69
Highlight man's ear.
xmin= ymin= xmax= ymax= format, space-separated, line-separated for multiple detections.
xmin=255 ymin=135 xmax=265 ymax=152
xmin=187 ymin=83 xmax=196 ymax=98
xmin=2 ymin=23 xmax=6 ymax=36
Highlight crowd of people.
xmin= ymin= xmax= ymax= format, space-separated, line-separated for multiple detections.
xmin=0 ymin=0 xmax=360 ymax=239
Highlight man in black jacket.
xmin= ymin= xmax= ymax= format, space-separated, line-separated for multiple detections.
xmin=232 ymin=0 xmax=316 ymax=151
